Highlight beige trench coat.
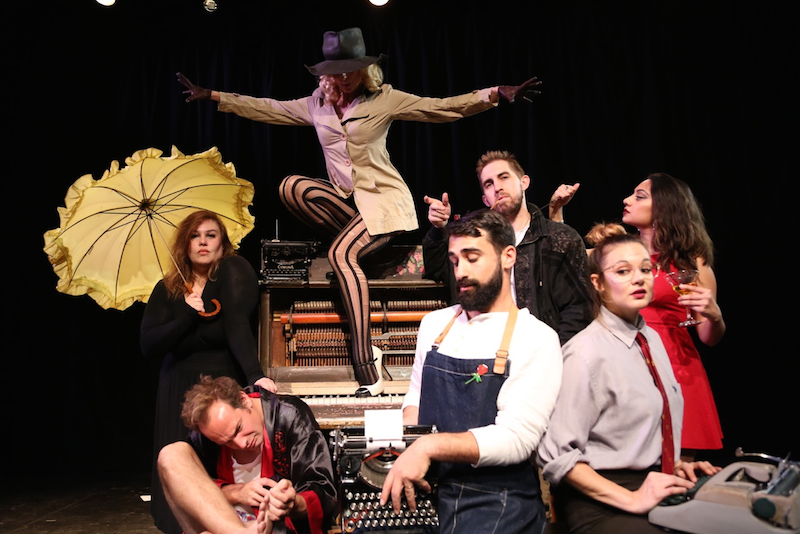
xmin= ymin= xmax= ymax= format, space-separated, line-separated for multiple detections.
xmin=219 ymin=84 xmax=497 ymax=236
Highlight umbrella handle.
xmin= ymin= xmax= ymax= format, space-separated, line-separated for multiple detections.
xmin=198 ymin=298 xmax=221 ymax=317
xmin=184 ymin=283 xmax=222 ymax=317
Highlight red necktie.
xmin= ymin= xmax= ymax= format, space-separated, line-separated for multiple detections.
xmin=636 ymin=332 xmax=675 ymax=475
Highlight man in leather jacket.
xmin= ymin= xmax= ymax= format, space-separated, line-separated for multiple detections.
xmin=157 ymin=376 xmax=336 ymax=534
xmin=422 ymin=150 xmax=592 ymax=345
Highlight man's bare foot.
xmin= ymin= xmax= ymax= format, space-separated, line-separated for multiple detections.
xmin=250 ymin=499 xmax=273 ymax=534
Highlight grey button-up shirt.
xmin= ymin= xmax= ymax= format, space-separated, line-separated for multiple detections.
xmin=537 ymin=306 xmax=683 ymax=485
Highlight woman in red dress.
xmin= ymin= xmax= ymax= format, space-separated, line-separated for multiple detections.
xmin=622 ymin=173 xmax=726 ymax=460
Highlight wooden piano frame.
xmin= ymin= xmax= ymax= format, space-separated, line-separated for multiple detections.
xmin=257 ymin=255 xmax=448 ymax=400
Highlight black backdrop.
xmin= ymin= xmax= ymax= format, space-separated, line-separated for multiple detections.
xmin=6 ymin=0 xmax=796 ymax=476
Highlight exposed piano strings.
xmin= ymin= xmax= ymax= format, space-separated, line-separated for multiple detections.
xmin=279 ymin=299 xmax=447 ymax=367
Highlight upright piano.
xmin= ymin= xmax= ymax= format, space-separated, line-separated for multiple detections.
xmin=258 ymin=243 xmax=448 ymax=429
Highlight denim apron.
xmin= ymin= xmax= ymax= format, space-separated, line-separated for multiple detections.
xmin=418 ymin=307 xmax=545 ymax=534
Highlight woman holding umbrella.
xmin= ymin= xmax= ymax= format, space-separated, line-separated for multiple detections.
xmin=141 ymin=209 xmax=276 ymax=534
xmin=177 ymin=27 xmax=539 ymax=396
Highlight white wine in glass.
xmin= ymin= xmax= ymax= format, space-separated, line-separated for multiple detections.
xmin=666 ymin=269 xmax=700 ymax=327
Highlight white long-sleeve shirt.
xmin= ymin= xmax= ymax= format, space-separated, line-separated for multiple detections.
xmin=403 ymin=305 xmax=563 ymax=467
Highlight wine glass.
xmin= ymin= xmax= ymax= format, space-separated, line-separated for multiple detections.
xmin=666 ymin=269 xmax=700 ymax=327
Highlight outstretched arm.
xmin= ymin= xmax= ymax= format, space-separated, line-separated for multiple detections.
xmin=387 ymin=76 xmax=542 ymax=124
xmin=497 ymin=76 xmax=542 ymax=103
xmin=180 ymin=73 xmax=315 ymax=128
xmin=177 ymin=72 xmax=221 ymax=102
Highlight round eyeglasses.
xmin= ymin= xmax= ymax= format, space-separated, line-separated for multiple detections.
xmin=602 ymin=262 xmax=659 ymax=283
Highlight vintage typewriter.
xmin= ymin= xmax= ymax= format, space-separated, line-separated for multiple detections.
xmin=649 ymin=447 xmax=799 ymax=533
xmin=260 ymin=239 xmax=319 ymax=281
xmin=330 ymin=417 xmax=440 ymax=533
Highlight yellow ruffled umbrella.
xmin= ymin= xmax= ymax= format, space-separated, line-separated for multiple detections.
xmin=43 ymin=146 xmax=255 ymax=311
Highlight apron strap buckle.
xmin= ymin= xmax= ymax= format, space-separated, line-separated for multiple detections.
xmin=493 ymin=350 xmax=509 ymax=374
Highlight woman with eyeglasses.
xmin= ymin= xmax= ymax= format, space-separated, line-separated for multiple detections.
xmin=622 ymin=174 xmax=725 ymax=461
xmin=176 ymin=27 xmax=539 ymax=396
xmin=537 ymin=231 xmax=719 ymax=534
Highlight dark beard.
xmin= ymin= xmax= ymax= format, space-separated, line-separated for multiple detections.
xmin=455 ymin=263 xmax=504 ymax=312
xmin=493 ymin=193 xmax=523 ymax=219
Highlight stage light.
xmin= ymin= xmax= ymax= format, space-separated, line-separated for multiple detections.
xmin=369 ymin=0 xmax=389 ymax=6
xmin=203 ymin=0 xmax=218 ymax=12
xmin=96 ymin=0 xmax=115 ymax=6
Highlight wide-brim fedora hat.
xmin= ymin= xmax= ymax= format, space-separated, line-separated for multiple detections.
xmin=305 ymin=27 xmax=387 ymax=76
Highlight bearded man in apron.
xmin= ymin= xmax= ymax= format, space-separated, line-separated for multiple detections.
xmin=380 ymin=209 xmax=563 ymax=534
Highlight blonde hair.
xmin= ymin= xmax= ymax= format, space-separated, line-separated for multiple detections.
xmin=318 ymin=64 xmax=384 ymax=105
xmin=585 ymin=222 xmax=627 ymax=247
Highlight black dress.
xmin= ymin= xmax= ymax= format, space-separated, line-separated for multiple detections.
xmin=140 ymin=255 xmax=265 ymax=534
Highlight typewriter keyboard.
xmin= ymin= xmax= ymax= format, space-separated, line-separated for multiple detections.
xmin=342 ymin=490 xmax=439 ymax=533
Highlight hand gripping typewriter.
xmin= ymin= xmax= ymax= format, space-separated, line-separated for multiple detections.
xmin=649 ymin=447 xmax=799 ymax=533
xmin=330 ymin=423 xmax=440 ymax=534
